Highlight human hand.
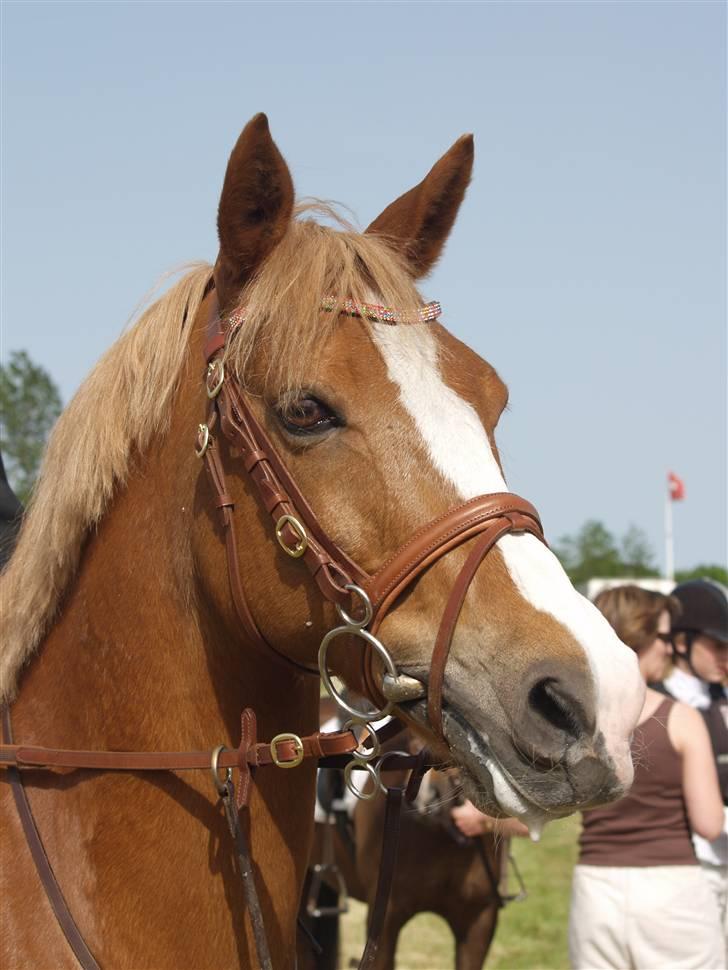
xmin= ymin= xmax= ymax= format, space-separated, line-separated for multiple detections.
xmin=451 ymin=800 xmax=531 ymax=839
xmin=451 ymin=800 xmax=491 ymax=837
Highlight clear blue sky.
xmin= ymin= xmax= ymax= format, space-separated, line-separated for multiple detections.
xmin=2 ymin=1 xmax=725 ymax=571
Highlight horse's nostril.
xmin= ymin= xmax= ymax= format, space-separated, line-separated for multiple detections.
xmin=528 ymin=678 xmax=587 ymax=740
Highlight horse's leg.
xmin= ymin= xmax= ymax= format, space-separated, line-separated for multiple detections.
xmin=452 ymin=904 xmax=499 ymax=970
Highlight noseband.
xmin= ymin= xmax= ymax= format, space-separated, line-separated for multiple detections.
xmin=198 ymin=289 xmax=546 ymax=743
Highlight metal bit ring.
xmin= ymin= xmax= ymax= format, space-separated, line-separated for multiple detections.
xmin=344 ymin=760 xmax=379 ymax=801
xmin=343 ymin=718 xmax=381 ymax=763
xmin=318 ymin=626 xmax=396 ymax=721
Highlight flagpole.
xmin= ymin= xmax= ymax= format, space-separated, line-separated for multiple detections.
xmin=664 ymin=490 xmax=674 ymax=582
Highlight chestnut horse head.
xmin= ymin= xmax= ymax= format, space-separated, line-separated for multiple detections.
xmin=1 ymin=114 xmax=643 ymax=967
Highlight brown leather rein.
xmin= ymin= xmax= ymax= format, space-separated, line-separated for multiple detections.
xmin=2 ymin=286 xmax=546 ymax=969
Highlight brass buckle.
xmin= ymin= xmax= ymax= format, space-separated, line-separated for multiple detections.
xmin=275 ymin=515 xmax=308 ymax=558
xmin=270 ymin=732 xmax=304 ymax=768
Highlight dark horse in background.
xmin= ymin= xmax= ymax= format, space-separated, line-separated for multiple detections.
xmin=300 ymin=711 xmax=519 ymax=970
xmin=0 ymin=452 xmax=23 ymax=569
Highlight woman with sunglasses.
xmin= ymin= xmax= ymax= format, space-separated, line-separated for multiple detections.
xmin=568 ymin=584 xmax=724 ymax=969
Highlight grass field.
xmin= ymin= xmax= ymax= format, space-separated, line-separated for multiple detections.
xmin=340 ymin=813 xmax=580 ymax=970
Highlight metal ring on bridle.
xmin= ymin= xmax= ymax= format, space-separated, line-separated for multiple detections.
xmin=344 ymin=760 xmax=379 ymax=801
xmin=336 ymin=584 xmax=373 ymax=629
xmin=318 ymin=626 xmax=396 ymax=721
xmin=206 ymin=360 xmax=225 ymax=399
xmin=195 ymin=423 xmax=210 ymax=458
xmin=375 ymin=750 xmax=414 ymax=793
xmin=343 ymin=718 xmax=381 ymax=763
xmin=210 ymin=745 xmax=232 ymax=797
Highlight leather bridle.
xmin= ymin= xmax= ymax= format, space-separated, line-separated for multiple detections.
xmin=2 ymin=284 xmax=546 ymax=969
xmin=199 ymin=289 xmax=545 ymax=738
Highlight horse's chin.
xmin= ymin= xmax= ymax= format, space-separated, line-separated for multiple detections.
xmin=398 ymin=696 xmax=561 ymax=840
xmin=442 ymin=708 xmax=561 ymax=839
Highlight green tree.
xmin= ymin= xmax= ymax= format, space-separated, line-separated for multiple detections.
xmin=675 ymin=564 xmax=728 ymax=586
xmin=0 ymin=350 xmax=62 ymax=504
xmin=620 ymin=525 xmax=659 ymax=578
xmin=554 ymin=520 xmax=660 ymax=586
xmin=554 ymin=520 xmax=622 ymax=586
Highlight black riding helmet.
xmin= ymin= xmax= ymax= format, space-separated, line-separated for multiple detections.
xmin=672 ymin=580 xmax=728 ymax=643
xmin=671 ymin=580 xmax=728 ymax=679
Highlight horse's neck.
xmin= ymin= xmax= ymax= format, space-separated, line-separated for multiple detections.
xmin=7 ymin=432 xmax=320 ymax=969
xmin=11 ymin=444 xmax=316 ymax=752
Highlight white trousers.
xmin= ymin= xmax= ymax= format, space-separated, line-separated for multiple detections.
xmin=569 ymin=864 xmax=725 ymax=970
xmin=701 ymin=862 xmax=728 ymax=966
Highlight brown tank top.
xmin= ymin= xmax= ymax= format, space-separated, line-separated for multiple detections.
xmin=579 ymin=697 xmax=697 ymax=867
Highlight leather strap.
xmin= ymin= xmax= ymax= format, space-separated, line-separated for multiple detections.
xmin=358 ymin=786 xmax=403 ymax=970
xmin=201 ymin=429 xmax=270 ymax=655
xmin=357 ymin=747 xmax=429 ymax=970
xmin=427 ymin=508 xmax=544 ymax=735
xmin=365 ymin=494 xmax=543 ymax=627
xmin=201 ymin=428 xmax=319 ymax=674
xmin=0 ymin=727 xmax=357 ymax=773
xmin=2 ymin=708 xmax=101 ymax=970
xmin=473 ymin=837 xmax=505 ymax=910
xmin=219 ymin=774 xmax=273 ymax=970
xmin=360 ymin=496 xmax=545 ymax=712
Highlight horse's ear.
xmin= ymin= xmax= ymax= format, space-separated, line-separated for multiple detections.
xmin=366 ymin=134 xmax=474 ymax=278
xmin=215 ymin=113 xmax=294 ymax=307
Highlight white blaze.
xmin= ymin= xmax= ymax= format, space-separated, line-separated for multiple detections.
xmin=371 ymin=322 xmax=643 ymax=785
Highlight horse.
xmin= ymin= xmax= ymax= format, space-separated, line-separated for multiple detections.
xmin=0 ymin=113 xmax=645 ymax=969
xmin=302 ymin=729 xmax=516 ymax=970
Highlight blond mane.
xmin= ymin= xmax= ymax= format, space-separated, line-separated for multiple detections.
xmin=0 ymin=264 xmax=213 ymax=700
xmin=0 ymin=205 xmax=424 ymax=700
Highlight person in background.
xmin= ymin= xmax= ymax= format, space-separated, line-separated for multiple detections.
xmin=658 ymin=580 xmax=728 ymax=958
xmin=568 ymin=584 xmax=723 ymax=970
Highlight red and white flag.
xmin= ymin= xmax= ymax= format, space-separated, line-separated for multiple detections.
xmin=668 ymin=471 xmax=685 ymax=501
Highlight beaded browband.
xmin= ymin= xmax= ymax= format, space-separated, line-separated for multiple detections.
xmin=227 ymin=297 xmax=442 ymax=330
xmin=320 ymin=297 xmax=442 ymax=324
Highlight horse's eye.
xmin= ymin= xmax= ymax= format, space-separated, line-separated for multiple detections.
xmin=277 ymin=396 xmax=343 ymax=436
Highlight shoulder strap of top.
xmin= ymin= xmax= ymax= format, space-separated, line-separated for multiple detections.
xmin=656 ymin=695 xmax=675 ymax=717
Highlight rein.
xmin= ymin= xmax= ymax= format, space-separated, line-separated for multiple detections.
xmin=3 ymin=285 xmax=546 ymax=969
xmin=1 ymin=703 xmax=424 ymax=970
